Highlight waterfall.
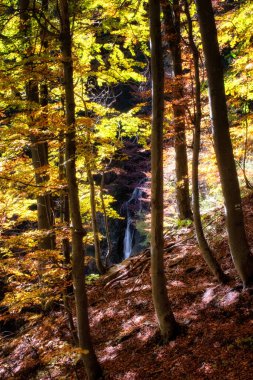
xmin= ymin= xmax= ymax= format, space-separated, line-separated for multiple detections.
xmin=123 ymin=184 xmax=144 ymax=259
xmin=123 ymin=214 xmax=134 ymax=259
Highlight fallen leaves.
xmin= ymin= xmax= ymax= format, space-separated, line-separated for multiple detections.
xmin=1 ymin=194 xmax=253 ymax=379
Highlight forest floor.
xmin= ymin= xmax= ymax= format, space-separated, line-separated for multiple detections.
xmin=1 ymin=194 xmax=253 ymax=379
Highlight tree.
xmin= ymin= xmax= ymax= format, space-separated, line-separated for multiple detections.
xmin=86 ymin=162 xmax=106 ymax=274
xmin=195 ymin=0 xmax=253 ymax=286
xmin=57 ymin=0 xmax=103 ymax=378
xmin=161 ymin=0 xmax=192 ymax=220
xmin=184 ymin=0 xmax=226 ymax=283
xmin=19 ymin=0 xmax=55 ymax=250
xmin=149 ymin=0 xmax=178 ymax=342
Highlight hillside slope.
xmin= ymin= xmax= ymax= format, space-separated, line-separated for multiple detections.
xmin=1 ymin=195 xmax=253 ymax=379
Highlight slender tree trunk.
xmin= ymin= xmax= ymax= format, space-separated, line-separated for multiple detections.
xmin=30 ymin=130 xmax=55 ymax=249
xmin=86 ymin=164 xmax=106 ymax=274
xmin=62 ymin=236 xmax=78 ymax=345
xmin=58 ymin=97 xmax=74 ymax=334
xmin=184 ymin=0 xmax=226 ymax=283
xmin=195 ymin=0 xmax=253 ymax=286
xmin=59 ymin=129 xmax=70 ymax=223
xmin=19 ymin=0 xmax=55 ymax=250
xmin=161 ymin=0 xmax=192 ymax=220
xmin=100 ymin=173 xmax=113 ymax=267
xmin=59 ymin=95 xmax=70 ymax=225
xmin=58 ymin=1 xmax=103 ymax=378
xmin=150 ymin=0 xmax=178 ymax=343
xmin=84 ymin=121 xmax=106 ymax=274
xmin=39 ymin=0 xmax=56 ymax=249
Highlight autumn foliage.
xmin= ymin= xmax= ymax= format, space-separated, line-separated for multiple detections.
xmin=0 ymin=0 xmax=253 ymax=379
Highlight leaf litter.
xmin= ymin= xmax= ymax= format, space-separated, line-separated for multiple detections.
xmin=1 ymin=195 xmax=253 ymax=379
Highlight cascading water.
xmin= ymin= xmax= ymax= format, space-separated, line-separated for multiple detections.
xmin=123 ymin=215 xmax=134 ymax=259
xmin=123 ymin=184 xmax=144 ymax=259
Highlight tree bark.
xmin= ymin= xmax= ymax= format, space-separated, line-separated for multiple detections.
xmin=149 ymin=0 xmax=178 ymax=342
xmin=58 ymin=102 xmax=70 ymax=225
xmin=19 ymin=0 xmax=55 ymax=250
xmin=161 ymin=0 xmax=192 ymax=220
xmin=86 ymin=164 xmax=106 ymax=274
xmin=100 ymin=173 xmax=113 ymax=267
xmin=58 ymin=1 xmax=103 ymax=378
xmin=195 ymin=0 xmax=253 ymax=286
xmin=184 ymin=0 xmax=226 ymax=283
xmin=30 ymin=129 xmax=55 ymax=249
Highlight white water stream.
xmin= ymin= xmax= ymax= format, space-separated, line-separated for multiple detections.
xmin=123 ymin=185 xmax=144 ymax=259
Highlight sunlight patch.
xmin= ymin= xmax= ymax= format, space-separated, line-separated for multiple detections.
xmin=170 ymin=280 xmax=186 ymax=287
xmin=136 ymin=328 xmax=154 ymax=342
xmin=121 ymin=315 xmax=145 ymax=331
xmin=202 ymin=288 xmax=216 ymax=304
xmin=219 ymin=291 xmax=239 ymax=307
xmin=92 ymin=306 xmax=126 ymax=324
xmin=121 ymin=370 xmax=138 ymax=379
xmin=100 ymin=345 xmax=120 ymax=362
xmin=125 ymin=284 xmax=151 ymax=293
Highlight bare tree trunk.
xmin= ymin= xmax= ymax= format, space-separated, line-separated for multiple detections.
xmin=58 ymin=99 xmax=70 ymax=225
xmin=150 ymin=0 xmax=178 ymax=343
xmin=59 ymin=135 xmax=70 ymax=223
xmin=58 ymin=96 xmax=75 ymax=336
xmin=58 ymin=1 xmax=103 ymax=378
xmin=19 ymin=0 xmax=55 ymax=250
xmin=100 ymin=173 xmax=113 ymax=267
xmin=30 ymin=129 xmax=55 ymax=249
xmin=195 ymin=0 xmax=253 ymax=286
xmin=184 ymin=0 xmax=227 ymax=283
xmin=161 ymin=0 xmax=192 ymax=220
xmin=86 ymin=164 xmax=106 ymax=274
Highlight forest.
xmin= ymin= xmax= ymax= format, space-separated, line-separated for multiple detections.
xmin=0 ymin=0 xmax=253 ymax=379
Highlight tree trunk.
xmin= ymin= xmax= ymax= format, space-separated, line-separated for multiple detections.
xmin=149 ymin=0 xmax=178 ymax=342
xmin=58 ymin=1 xmax=103 ymax=378
xmin=30 ymin=129 xmax=55 ymax=249
xmin=86 ymin=164 xmax=106 ymax=274
xmin=59 ymin=118 xmax=70 ymax=224
xmin=195 ymin=0 xmax=253 ymax=286
xmin=19 ymin=0 xmax=55 ymax=250
xmin=184 ymin=0 xmax=226 ymax=283
xmin=161 ymin=0 xmax=192 ymax=220
xmin=100 ymin=173 xmax=113 ymax=267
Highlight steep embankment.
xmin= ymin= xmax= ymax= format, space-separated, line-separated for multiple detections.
xmin=1 ymin=194 xmax=253 ymax=379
